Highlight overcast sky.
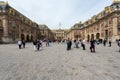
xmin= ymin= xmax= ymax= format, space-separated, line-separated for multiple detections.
xmin=4 ymin=0 xmax=112 ymax=29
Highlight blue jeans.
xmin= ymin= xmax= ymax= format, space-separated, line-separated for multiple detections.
xmin=119 ymin=47 xmax=120 ymax=52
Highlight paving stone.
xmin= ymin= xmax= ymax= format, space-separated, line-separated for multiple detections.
xmin=0 ymin=42 xmax=120 ymax=80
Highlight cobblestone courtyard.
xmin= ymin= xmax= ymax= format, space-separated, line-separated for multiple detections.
xmin=0 ymin=42 xmax=120 ymax=80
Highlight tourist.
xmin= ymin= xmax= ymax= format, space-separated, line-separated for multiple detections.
xmin=81 ymin=39 xmax=86 ymax=50
xmin=39 ymin=39 xmax=42 ymax=47
xmin=75 ymin=40 xmax=79 ymax=48
xmin=36 ymin=40 xmax=40 ymax=51
xmin=18 ymin=39 xmax=22 ymax=49
xmin=66 ymin=38 xmax=72 ymax=50
xmin=90 ymin=39 xmax=96 ymax=53
xmin=108 ymin=39 xmax=112 ymax=47
xmin=66 ymin=38 xmax=70 ymax=50
xmin=74 ymin=39 xmax=79 ymax=48
xmin=103 ymin=39 xmax=107 ymax=46
xmin=74 ymin=39 xmax=76 ymax=47
xmin=118 ymin=39 xmax=120 ymax=52
xmin=96 ymin=39 xmax=100 ymax=45
xmin=69 ymin=39 xmax=72 ymax=50
xmin=22 ymin=40 xmax=26 ymax=48
xmin=46 ymin=38 xmax=50 ymax=47
xmin=33 ymin=40 xmax=37 ymax=51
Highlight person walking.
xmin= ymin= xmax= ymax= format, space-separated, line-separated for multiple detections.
xmin=103 ymin=39 xmax=107 ymax=46
xmin=33 ymin=40 xmax=37 ymax=51
xmin=66 ymin=38 xmax=71 ymax=50
xmin=118 ymin=39 xmax=120 ymax=52
xmin=81 ymin=39 xmax=86 ymax=50
xmin=75 ymin=40 xmax=79 ymax=48
xmin=22 ymin=40 xmax=26 ymax=48
xmin=69 ymin=39 xmax=72 ymax=50
xmin=46 ymin=38 xmax=50 ymax=47
xmin=109 ymin=39 xmax=112 ymax=47
xmin=18 ymin=39 xmax=22 ymax=49
xmin=74 ymin=39 xmax=76 ymax=47
xmin=39 ymin=39 xmax=42 ymax=47
xmin=90 ymin=39 xmax=96 ymax=53
xmin=36 ymin=40 xmax=40 ymax=51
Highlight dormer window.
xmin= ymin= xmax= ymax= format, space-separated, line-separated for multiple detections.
xmin=116 ymin=5 xmax=119 ymax=9
xmin=105 ymin=18 xmax=108 ymax=27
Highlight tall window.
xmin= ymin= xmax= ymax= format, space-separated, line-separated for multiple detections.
xmin=105 ymin=18 xmax=108 ymax=27
xmin=12 ymin=31 xmax=16 ymax=41
xmin=12 ymin=21 xmax=16 ymax=27
xmin=0 ymin=6 xmax=2 ymax=12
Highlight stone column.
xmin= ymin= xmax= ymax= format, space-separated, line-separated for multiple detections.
xmin=99 ymin=24 xmax=102 ymax=38
xmin=112 ymin=17 xmax=119 ymax=42
xmin=2 ymin=19 xmax=9 ymax=42
xmin=85 ymin=29 xmax=87 ymax=39
xmin=19 ymin=25 xmax=21 ymax=40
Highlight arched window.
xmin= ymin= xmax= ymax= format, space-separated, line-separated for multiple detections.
xmin=0 ymin=6 xmax=2 ymax=12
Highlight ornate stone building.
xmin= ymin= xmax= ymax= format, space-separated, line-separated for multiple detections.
xmin=0 ymin=1 xmax=39 ymax=43
xmin=39 ymin=24 xmax=54 ymax=41
xmin=52 ymin=29 xmax=68 ymax=41
xmin=66 ymin=0 xmax=120 ymax=42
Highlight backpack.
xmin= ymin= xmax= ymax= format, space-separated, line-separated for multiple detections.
xmin=118 ymin=41 xmax=120 ymax=46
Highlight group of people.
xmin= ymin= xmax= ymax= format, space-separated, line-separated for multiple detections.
xmin=17 ymin=40 xmax=26 ymax=49
xmin=81 ymin=39 xmax=96 ymax=53
xmin=17 ymin=38 xmax=120 ymax=53
xmin=73 ymin=38 xmax=96 ymax=53
xmin=33 ymin=40 xmax=42 ymax=51
xmin=17 ymin=38 xmax=52 ymax=51
xmin=66 ymin=38 xmax=120 ymax=53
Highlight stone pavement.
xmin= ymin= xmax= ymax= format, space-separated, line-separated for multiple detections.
xmin=0 ymin=42 xmax=120 ymax=80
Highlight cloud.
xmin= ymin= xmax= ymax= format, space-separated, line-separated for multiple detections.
xmin=6 ymin=0 xmax=112 ymax=29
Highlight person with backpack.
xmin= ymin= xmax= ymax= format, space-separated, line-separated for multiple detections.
xmin=18 ymin=39 xmax=22 ymax=49
xmin=36 ymin=40 xmax=40 ymax=51
xmin=74 ymin=39 xmax=79 ymax=48
xmin=90 ymin=39 xmax=96 ymax=53
xmin=33 ymin=40 xmax=37 ymax=51
xmin=108 ymin=39 xmax=112 ymax=47
xmin=103 ymin=39 xmax=107 ymax=46
xmin=66 ymin=38 xmax=72 ymax=50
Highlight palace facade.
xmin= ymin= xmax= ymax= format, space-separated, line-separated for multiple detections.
xmin=0 ymin=1 xmax=39 ymax=43
xmin=39 ymin=24 xmax=54 ymax=41
xmin=66 ymin=0 xmax=120 ymax=42
xmin=52 ymin=29 xmax=68 ymax=41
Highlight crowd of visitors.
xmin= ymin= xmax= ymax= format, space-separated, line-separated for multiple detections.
xmin=66 ymin=38 xmax=120 ymax=53
xmin=17 ymin=38 xmax=51 ymax=51
xmin=17 ymin=38 xmax=120 ymax=53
